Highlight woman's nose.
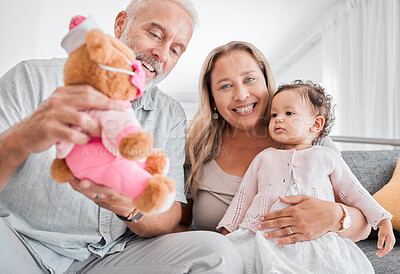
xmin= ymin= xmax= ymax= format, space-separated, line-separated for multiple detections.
xmin=233 ymin=85 xmax=250 ymax=101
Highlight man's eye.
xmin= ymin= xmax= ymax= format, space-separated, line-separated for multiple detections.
xmin=272 ymin=113 xmax=277 ymax=117
xmin=286 ymin=111 xmax=294 ymax=115
xmin=149 ymin=32 xmax=160 ymax=39
xmin=170 ymin=47 xmax=180 ymax=56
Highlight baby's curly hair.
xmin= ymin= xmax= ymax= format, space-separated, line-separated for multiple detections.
xmin=274 ymin=80 xmax=335 ymax=144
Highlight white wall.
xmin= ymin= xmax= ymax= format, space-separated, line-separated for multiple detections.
xmin=0 ymin=0 xmax=127 ymax=76
xmin=0 ymin=0 xmax=343 ymax=104
xmin=275 ymin=41 xmax=323 ymax=86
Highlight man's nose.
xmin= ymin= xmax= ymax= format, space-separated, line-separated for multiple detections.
xmin=151 ymin=44 xmax=168 ymax=63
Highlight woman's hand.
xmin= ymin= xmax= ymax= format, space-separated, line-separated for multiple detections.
xmin=258 ymin=195 xmax=342 ymax=245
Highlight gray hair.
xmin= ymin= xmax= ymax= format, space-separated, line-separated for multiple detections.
xmin=125 ymin=0 xmax=199 ymax=29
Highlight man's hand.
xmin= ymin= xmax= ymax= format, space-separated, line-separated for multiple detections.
xmin=68 ymin=177 xmax=135 ymax=217
xmin=68 ymin=177 xmax=182 ymax=238
xmin=0 ymin=84 xmax=124 ymax=190
xmin=15 ymin=85 xmax=124 ymax=154
xmin=258 ymin=195 xmax=339 ymax=245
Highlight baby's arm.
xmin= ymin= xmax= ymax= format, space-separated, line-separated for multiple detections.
xmin=376 ymin=219 xmax=396 ymax=257
xmin=329 ymin=152 xmax=392 ymax=229
xmin=329 ymin=150 xmax=395 ymax=255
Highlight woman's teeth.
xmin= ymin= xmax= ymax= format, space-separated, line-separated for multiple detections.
xmin=234 ymin=104 xmax=255 ymax=113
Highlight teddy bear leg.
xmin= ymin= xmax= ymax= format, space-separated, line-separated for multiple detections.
xmin=132 ymin=175 xmax=176 ymax=215
xmin=50 ymin=158 xmax=73 ymax=183
xmin=145 ymin=150 xmax=168 ymax=175
xmin=119 ymin=132 xmax=153 ymax=161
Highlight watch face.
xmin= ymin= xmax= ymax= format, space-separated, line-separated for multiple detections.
xmin=343 ymin=216 xmax=352 ymax=230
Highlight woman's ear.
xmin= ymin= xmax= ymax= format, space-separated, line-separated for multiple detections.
xmin=114 ymin=11 xmax=128 ymax=39
xmin=311 ymin=116 xmax=325 ymax=133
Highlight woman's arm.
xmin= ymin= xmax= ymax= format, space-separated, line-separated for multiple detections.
xmin=258 ymin=195 xmax=370 ymax=245
xmin=337 ymin=202 xmax=371 ymax=241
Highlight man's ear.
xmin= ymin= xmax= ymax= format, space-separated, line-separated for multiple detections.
xmin=311 ymin=116 xmax=325 ymax=133
xmin=114 ymin=11 xmax=128 ymax=39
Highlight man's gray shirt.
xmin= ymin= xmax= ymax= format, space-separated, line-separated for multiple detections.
xmin=0 ymin=58 xmax=186 ymax=273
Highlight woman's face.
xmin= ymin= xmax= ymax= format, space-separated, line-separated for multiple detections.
xmin=210 ymin=50 xmax=269 ymax=132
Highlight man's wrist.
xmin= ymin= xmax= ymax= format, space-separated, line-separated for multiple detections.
xmin=116 ymin=208 xmax=143 ymax=223
xmin=1 ymin=127 xmax=30 ymax=165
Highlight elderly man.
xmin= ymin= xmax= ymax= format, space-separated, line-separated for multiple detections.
xmin=0 ymin=0 xmax=244 ymax=273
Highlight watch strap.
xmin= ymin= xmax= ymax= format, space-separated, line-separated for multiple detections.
xmin=337 ymin=203 xmax=350 ymax=232
xmin=116 ymin=209 xmax=143 ymax=223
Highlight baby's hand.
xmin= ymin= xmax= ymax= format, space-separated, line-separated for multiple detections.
xmin=376 ymin=219 xmax=396 ymax=257
xmin=221 ymin=227 xmax=230 ymax=236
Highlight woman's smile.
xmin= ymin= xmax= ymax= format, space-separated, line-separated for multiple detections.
xmin=232 ymin=102 xmax=257 ymax=115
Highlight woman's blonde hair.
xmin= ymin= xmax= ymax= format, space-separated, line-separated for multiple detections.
xmin=185 ymin=41 xmax=276 ymax=198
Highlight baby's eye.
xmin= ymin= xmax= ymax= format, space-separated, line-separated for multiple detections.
xmin=271 ymin=113 xmax=277 ymax=117
xmin=286 ymin=111 xmax=294 ymax=115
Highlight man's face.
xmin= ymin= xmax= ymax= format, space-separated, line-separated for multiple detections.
xmin=116 ymin=0 xmax=193 ymax=88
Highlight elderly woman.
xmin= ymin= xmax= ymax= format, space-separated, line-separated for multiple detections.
xmin=182 ymin=41 xmax=371 ymax=247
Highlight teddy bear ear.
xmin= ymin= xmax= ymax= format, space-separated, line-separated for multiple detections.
xmin=85 ymin=29 xmax=113 ymax=64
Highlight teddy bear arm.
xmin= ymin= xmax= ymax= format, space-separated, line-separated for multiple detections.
xmin=96 ymin=109 xmax=142 ymax=156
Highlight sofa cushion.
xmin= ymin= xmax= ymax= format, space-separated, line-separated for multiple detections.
xmin=373 ymin=158 xmax=400 ymax=231
xmin=341 ymin=150 xmax=400 ymax=195
xmin=356 ymin=239 xmax=400 ymax=274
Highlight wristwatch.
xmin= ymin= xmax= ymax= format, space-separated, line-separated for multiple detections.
xmin=337 ymin=203 xmax=352 ymax=232
xmin=116 ymin=209 xmax=143 ymax=223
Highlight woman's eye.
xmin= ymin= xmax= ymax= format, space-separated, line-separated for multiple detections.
xmin=286 ymin=111 xmax=294 ymax=115
xmin=245 ymin=77 xmax=255 ymax=83
xmin=221 ymin=84 xmax=231 ymax=89
xmin=272 ymin=113 xmax=277 ymax=117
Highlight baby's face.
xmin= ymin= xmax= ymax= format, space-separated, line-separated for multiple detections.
xmin=269 ymin=89 xmax=318 ymax=148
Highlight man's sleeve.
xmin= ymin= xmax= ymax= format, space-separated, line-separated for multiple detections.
xmin=0 ymin=61 xmax=38 ymax=134
xmin=165 ymin=104 xmax=187 ymax=204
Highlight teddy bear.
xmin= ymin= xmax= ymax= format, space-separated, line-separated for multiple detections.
xmin=50 ymin=15 xmax=176 ymax=215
